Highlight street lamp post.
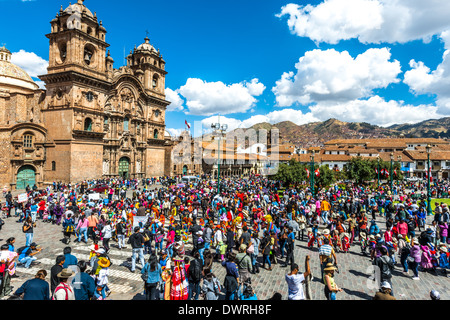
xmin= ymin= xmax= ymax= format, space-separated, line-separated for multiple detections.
xmin=377 ymin=155 xmax=380 ymax=187
xmin=310 ymin=151 xmax=315 ymax=198
xmin=211 ymin=117 xmax=228 ymax=196
xmin=426 ymin=144 xmax=432 ymax=216
xmin=390 ymin=152 xmax=394 ymax=192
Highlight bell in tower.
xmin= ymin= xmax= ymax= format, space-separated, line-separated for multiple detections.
xmin=42 ymin=0 xmax=109 ymax=78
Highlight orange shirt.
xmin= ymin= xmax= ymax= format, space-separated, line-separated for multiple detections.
xmin=87 ymin=215 xmax=98 ymax=227
xmin=321 ymin=201 xmax=331 ymax=212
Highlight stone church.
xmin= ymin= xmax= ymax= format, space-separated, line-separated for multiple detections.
xmin=0 ymin=0 xmax=174 ymax=190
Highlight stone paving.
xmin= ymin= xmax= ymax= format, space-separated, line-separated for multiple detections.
xmin=1 ymin=193 xmax=449 ymax=300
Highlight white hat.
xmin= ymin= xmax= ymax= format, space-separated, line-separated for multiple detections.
xmin=380 ymin=281 xmax=391 ymax=290
xmin=323 ymin=229 xmax=330 ymax=235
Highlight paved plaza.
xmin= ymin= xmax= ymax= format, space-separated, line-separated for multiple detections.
xmin=1 ymin=196 xmax=448 ymax=301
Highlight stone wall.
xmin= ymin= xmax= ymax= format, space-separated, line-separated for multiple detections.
xmin=70 ymin=143 xmax=103 ymax=183
xmin=44 ymin=142 xmax=71 ymax=183
xmin=42 ymin=109 xmax=73 ymax=140
xmin=0 ymin=131 xmax=12 ymax=189
xmin=145 ymin=147 xmax=165 ymax=177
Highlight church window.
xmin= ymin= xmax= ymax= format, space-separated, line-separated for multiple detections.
xmin=152 ymin=75 xmax=158 ymax=89
xmin=84 ymin=118 xmax=93 ymax=131
xmin=84 ymin=44 xmax=95 ymax=66
xmin=154 ymin=110 xmax=160 ymax=117
xmin=104 ymin=116 xmax=108 ymax=125
xmin=59 ymin=43 xmax=67 ymax=62
xmin=124 ymin=117 xmax=129 ymax=131
xmin=154 ymin=129 xmax=158 ymax=139
xmin=23 ymin=135 xmax=33 ymax=148
xmin=51 ymin=161 xmax=56 ymax=171
xmin=86 ymin=91 xmax=94 ymax=102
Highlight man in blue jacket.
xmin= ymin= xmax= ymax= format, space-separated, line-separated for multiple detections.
xmin=62 ymin=247 xmax=78 ymax=269
xmin=13 ymin=269 xmax=50 ymax=300
xmin=71 ymin=260 xmax=96 ymax=300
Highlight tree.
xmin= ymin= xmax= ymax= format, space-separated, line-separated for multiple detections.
xmin=346 ymin=157 xmax=376 ymax=184
xmin=316 ymin=165 xmax=336 ymax=189
xmin=271 ymin=159 xmax=307 ymax=187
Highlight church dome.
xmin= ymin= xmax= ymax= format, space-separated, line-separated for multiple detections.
xmin=0 ymin=46 xmax=39 ymax=91
xmin=64 ymin=0 xmax=94 ymax=19
xmin=137 ymin=37 xmax=157 ymax=54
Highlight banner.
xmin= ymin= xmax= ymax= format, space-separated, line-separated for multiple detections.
xmin=18 ymin=193 xmax=28 ymax=203
xmin=89 ymin=193 xmax=100 ymax=201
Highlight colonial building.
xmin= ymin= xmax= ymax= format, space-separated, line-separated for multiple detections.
xmin=0 ymin=0 xmax=174 ymax=190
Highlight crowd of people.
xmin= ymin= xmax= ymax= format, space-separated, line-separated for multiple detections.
xmin=0 ymin=175 xmax=448 ymax=300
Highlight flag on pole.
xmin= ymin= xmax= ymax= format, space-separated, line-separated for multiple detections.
xmin=315 ymin=168 xmax=320 ymax=177
xmin=305 ymin=168 xmax=310 ymax=178
xmin=185 ymin=120 xmax=190 ymax=129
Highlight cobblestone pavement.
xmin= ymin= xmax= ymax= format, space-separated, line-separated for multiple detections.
xmin=1 ymin=199 xmax=449 ymax=300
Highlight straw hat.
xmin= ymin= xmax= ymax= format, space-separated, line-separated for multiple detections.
xmin=440 ymin=246 xmax=448 ymax=253
xmin=98 ymin=257 xmax=111 ymax=268
xmin=57 ymin=268 xmax=75 ymax=279
xmin=323 ymin=229 xmax=330 ymax=235
xmin=323 ymin=263 xmax=336 ymax=272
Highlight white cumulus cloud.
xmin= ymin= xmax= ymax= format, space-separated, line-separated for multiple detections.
xmin=309 ymin=96 xmax=443 ymax=127
xmin=277 ymin=0 xmax=450 ymax=44
xmin=272 ymin=47 xmax=401 ymax=106
xmin=165 ymin=88 xmax=184 ymax=112
xmin=177 ymin=78 xmax=265 ymax=116
xmin=404 ymin=32 xmax=450 ymax=114
xmin=11 ymin=50 xmax=48 ymax=78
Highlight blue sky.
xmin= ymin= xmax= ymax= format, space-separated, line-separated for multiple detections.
xmin=2 ymin=0 xmax=450 ymax=136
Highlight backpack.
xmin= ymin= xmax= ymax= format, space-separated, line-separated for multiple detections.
xmin=17 ymin=246 xmax=29 ymax=255
xmin=52 ymin=285 xmax=69 ymax=300
xmin=65 ymin=224 xmax=74 ymax=234
xmin=63 ymin=220 xmax=74 ymax=233
xmin=190 ymin=259 xmax=202 ymax=283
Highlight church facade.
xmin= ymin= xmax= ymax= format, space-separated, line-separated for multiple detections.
xmin=0 ymin=0 xmax=174 ymax=190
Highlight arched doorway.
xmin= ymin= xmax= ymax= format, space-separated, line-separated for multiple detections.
xmin=118 ymin=157 xmax=130 ymax=179
xmin=17 ymin=165 xmax=36 ymax=190
xmin=182 ymin=165 xmax=188 ymax=176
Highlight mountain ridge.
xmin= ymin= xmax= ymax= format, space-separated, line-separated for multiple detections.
xmin=247 ymin=117 xmax=450 ymax=147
